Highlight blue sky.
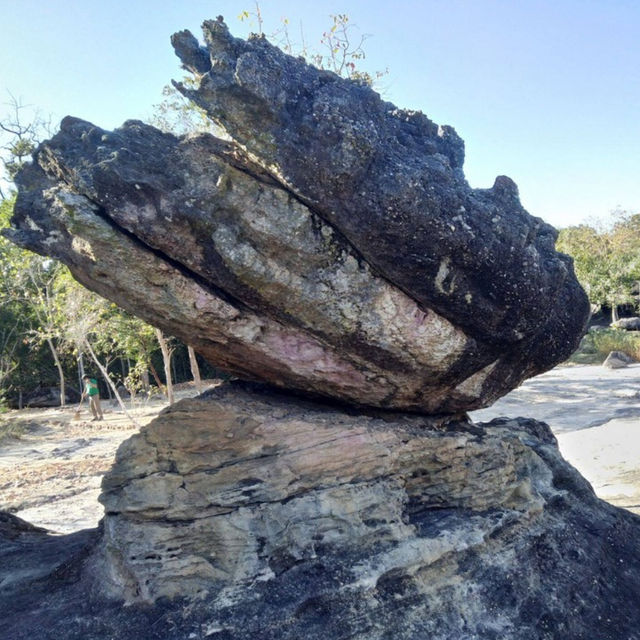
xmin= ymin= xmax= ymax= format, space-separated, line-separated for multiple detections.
xmin=1 ymin=0 xmax=638 ymax=228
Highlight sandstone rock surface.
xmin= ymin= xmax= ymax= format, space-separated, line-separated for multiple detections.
xmin=96 ymin=383 xmax=541 ymax=603
xmin=5 ymin=19 xmax=589 ymax=413
xmin=603 ymin=350 xmax=636 ymax=369
xmin=3 ymin=384 xmax=640 ymax=640
xmin=1 ymin=17 xmax=620 ymax=640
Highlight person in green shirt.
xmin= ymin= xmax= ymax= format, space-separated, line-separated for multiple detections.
xmin=81 ymin=374 xmax=104 ymax=421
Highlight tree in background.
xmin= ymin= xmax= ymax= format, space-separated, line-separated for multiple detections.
xmin=19 ymin=258 xmax=69 ymax=405
xmin=0 ymin=195 xmax=36 ymax=406
xmin=151 ymin=5 xmax=387 ymax=135
xmin=558 ymin=212 xmax=640 ymax=322
xmin=0 ymin=109 xmax=78 ymax=407
xmin=0 ymin=94 xmax=52 ymax=198
xmin=187 ymin=345 xmax=202 ymax=394
xmin=238 ymin=5 xmax=387 ymax=85
xmin=154 ymin=329 xmax=175 ymax=405
xmin=150 ymin=76 xmax=216 ymax=135
xmin=60 ymin=281 xmax=141 ymax=425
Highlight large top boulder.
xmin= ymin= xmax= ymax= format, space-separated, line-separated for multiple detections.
xmin=4 ymin=19 xmax=589 ymax=414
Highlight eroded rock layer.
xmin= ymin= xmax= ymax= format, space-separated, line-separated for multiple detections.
xmin=4 ymin=384 xmax=639 ymax=640
xmin=5 ymin=19 xmax=589 ymax=413
xmin=96 ymin=383 xmax=541 ymax=603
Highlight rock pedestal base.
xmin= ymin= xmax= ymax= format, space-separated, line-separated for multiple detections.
xmin=79 ymin=383 xmax=640 ymax=639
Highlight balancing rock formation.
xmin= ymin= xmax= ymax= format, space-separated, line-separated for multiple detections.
xmin=7 ymin=19 xmax=589 ymax=414
xmin=5 ymin=17 xmax=640 ymax=640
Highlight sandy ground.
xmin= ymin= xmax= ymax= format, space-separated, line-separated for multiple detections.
xmin=472 ymin=364 xmax=640 ymax=515
xmin=0 ymin=382 xmax=220 ymax=533
xmin=1 ymin=366 xmax=639 ymax=534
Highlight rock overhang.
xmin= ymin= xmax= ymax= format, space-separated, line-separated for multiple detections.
xmin=4 ymin=18 xmax=590 ymax=414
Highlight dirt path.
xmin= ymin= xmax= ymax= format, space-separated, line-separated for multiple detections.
xmin=0 ymin=384 xmax=218 ymax=533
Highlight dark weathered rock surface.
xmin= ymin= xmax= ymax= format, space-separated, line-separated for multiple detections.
xmin=0 ymin=511 xmax=98 ymax=619
xmin=2 ymin=385 xmax=640 ymax=640
xmin=171 ymin=20 xmax=589 ymax=356
xmin=7 ymin=386 xmax=79 ymax=409
xmin=5 ymin=19 xmax=589 ymax=413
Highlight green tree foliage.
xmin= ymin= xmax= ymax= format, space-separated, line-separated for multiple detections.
xmin=558 ymin=212 xmax=640 ymax=321
xmin=149 ymin=77 xmax=216 ymax=135
xmin=0 ymin=119 xmax=216 ymax=409
xmin=239 ymin=7 xmax=387 ymax=84
xmin=0 ymin=195 xmax=31 ymax=402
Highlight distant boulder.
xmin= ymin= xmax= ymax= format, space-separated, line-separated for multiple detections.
xmin=116 ymin=385 xmax=131 ymax=399
xmin=603 ymin=350 xmax=637 ymax=369
xmin=612 ymin=317 xmax=640 ymax=331
xmin=9 ymin=386 xmax=80 ymax=409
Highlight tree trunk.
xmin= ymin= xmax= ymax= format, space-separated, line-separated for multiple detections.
xmin=188 ymin=346 xmax=202 ymax=394
xmin=120 ymin=358 xmax=127 ymax=386
xmin=46 ymin=337 xmax=66 ymax=407
xmin=85 ymin=340 xmax=140 ymax=427
xmin=77 ymin=352 xmax=86 ymax=398
xmin=124 ymin=357 xmax=135 ymax=404
xmin=141 ymin=368 xmax=150 ymax=393
xmin=148 ymin=361 xmax=166 ymax=395
xmin=103 ymin=366 xmax=113 ymax=400
xmin=155 ymin=328 xmax=174 ymax=405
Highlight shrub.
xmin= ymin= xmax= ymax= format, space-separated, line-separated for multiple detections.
xmin=0 ymin=416 xmax=29 ymax=443
xmin=578 ymin=328 xmax=640 ymax=362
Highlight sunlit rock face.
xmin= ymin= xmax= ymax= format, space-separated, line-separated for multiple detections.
xmin=5 ymin=19 xmax=588 ymax=413
xmin=85 ymin=383 xmax=640 ymax=640
xmin=97 ymin=384 xmax=537 ymax=603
